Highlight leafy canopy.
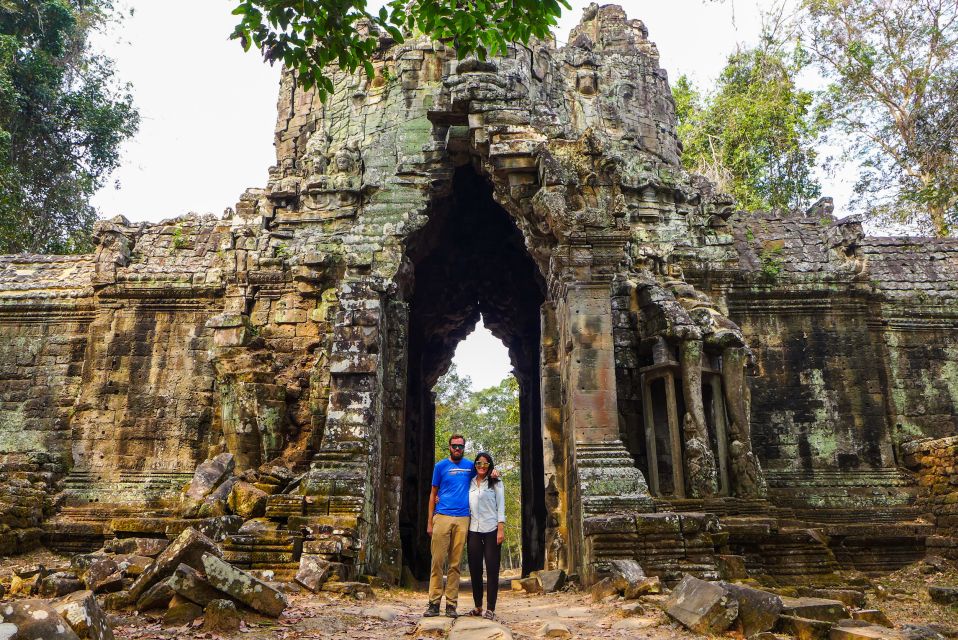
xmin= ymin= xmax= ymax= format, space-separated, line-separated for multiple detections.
xmin=800 ymin=0 xmax=958 ymax=236
xmin=673 ymin=37 xmax=824 ymax=213
xmin=433 ymin=364 xmax=522 ymax=566
xmin=230 ymin=0 xmax=569 ymax=98
xmin=0 ymin=0 xmax=138 ymax=253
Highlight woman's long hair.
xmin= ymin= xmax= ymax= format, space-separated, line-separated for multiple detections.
xmin=475 ymin=451 xmax=499 ymax=487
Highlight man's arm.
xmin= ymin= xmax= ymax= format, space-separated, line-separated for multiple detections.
xmin=427 ymin=485 xmax=439 ymax=536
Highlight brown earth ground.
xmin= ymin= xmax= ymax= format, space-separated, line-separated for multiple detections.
xmin=3 ymin=550 xmax=957 ymax=639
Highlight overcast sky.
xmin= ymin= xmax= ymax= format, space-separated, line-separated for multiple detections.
xmin=90 ymin=0 xmax=847 ymax=390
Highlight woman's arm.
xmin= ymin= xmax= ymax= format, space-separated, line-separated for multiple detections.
xmin=496 ymin=482 xmax=506 ymax=544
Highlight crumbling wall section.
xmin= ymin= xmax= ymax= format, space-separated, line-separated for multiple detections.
xmin=903 ymin=436 xmax=958 ymax=560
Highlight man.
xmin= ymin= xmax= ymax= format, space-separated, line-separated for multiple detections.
xmin=424 ymin=434 xmax=479 ymax=618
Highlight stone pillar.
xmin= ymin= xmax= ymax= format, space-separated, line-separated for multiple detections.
xmin=722 ymin=346 xmax=767 ymax=498
xmin=554 ymin=241 xmax=654 ymax=581
xmin=540 ymin=302 xmax=568 ymax=572
xmin=679 ymin=340 xmax=719 ymax=498
xmin=302 ymin=278 xmax=386 ymax=577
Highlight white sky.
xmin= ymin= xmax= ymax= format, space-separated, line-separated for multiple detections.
xmin=90 ymin=0 xmax=857 ymax=390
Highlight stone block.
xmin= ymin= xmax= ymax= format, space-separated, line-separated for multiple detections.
xmin=782 ymin=597 xmax=850 ymax=622
xmin=203 ymin=599 xmax=241 ymax=634
xmin=51 ymin=590 xmax=115 ymax=640
xmin=829 ymin=624 xmax=903 ymax=640
xmin=0 ymin=599 xmax=81 ymax=639
xmin=135 ymin=578 xmax=175 ymax=611
xmin=538 ymin=621 xmax=572 ymax=638
xmin=590 ymin=577 xmax=618 ymax=602
xmin=169 ymin=563 xmax=224 ymax=607
xmin=721 ymin=582 xmax=783 ymax=637
xmin=104 ymin=537 xmax=169 ymax=558
xmin=609 ymin=558 xmax=645 ymax=591
xmin=322 ymin=581 xmax=375 ymax=599
xmin=415 ymin=617 xmax=454 ymax=637
xmin=228 ymin=481 xmax=269 ymax=518
xmin=162 ymin=596 xmax=203 ymax=627
xmin=853 ymin=609 xmax=893 ymax=627
xmin=664 ymin=575 xmax=739 ymax=635
xmin=536 ymin=569 xmax=566 ymax=593
xmin=128 ymin=527 xmax=222 ymax=599
xmin=40 ymin=571 xmax=84 ymax=597
xmin=201 ymin=552 xmax=288 ymax=617
xmin=514 ymin=576 xmax=542 ymax=594
xmin=296 ymin=554 xmax=331 ymax=592
xmin=717 ymin=554 xmax=749 ymax=580
xmin=625 ymin=576 xmax=661 ymax=599
xmin=777 ymin=615 xmax=833 ymax=640
xmin=184 ymin=453 xmax=235 ymax=502
xmin=928 ymin=586 xmax=958 ymax=605
xmin=448 ymin=617 xmax=513 ymax=639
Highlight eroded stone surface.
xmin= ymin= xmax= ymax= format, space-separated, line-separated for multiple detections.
xmin=201 ymin=552 xmax=288 ymax=617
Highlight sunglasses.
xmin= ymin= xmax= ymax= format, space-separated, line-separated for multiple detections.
xmin=475 ymin=462 xmax=490 ymax=469
xmin=449 ymin=444 xmax=465 ymax=450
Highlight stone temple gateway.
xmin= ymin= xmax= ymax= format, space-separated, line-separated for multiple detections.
xmin=2 ymin=4 xmax=958 ymax=586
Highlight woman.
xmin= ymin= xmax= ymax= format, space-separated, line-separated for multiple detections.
xmin=467 ymin=451 xmax=506 ymax=620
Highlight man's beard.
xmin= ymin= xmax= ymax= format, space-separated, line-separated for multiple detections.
xmin=451 ymin=450 xmax=463 ymax=460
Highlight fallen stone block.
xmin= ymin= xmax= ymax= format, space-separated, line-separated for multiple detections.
xmin=227 ymin=481 xmax=268 ymax=519
xmin=10 ymin=573 xmax=39 ymax=596
xmin=611 ymin=617 xmax=658 ymax=631
xmin=203 ymin=599 xmax=241 ymax=634
xmin=782 ymin=596 xmax=850 ymax=622
xmin=513 ymin=576 xmax=542 ymax=594
xmin=900 ymin=624 xmax=948 ymax=640
xmin=538 ymin=620 xmax=572 ymax=638
xmin=777 ymin=615 xmax=833 ymax=640
xmin=624 ymin=576 xmax=661 ymax=599
xmin=201 ymin=552 xmax=288 ymax=617
xmin=829 ymin=624 xmax=903 ymax=640
xmin=928 ymin=586 xmax=958 ymax=605
xmin=169 ymin=563 xmax=224 ymax=607
xmin=721 ymin=582 xmax=783 ymax=637
xmin=39 ymin=571 xmax=84 ymax=597
xmin=664 ymin=575 xmax=739 ymax=635
xmin=536 ymin=569 xmax=566 ymax=593
xmin=619 ymin=601 xmax=645 ymax=616
xmin=590 ymin=577 xmax=618 ymax=602
xmin=800 ymin=587 xmax=867 ymax=609
xmin=117 ymin=555 xmax=152 ymax=577
xmin=415 ymin=616 xmax=454 ymax=638
xmin=128 ymin=527 xmax=222 ymax=599
xmin=101 ymin=590 xmax=133 ymax=612
xmin=162 ymin=595 xmax=203 ymax=627
xmin=295 ymin=553 xmax=331 ymax=592
xmin=554 ymin=607 xmax=590 ymax=618
xmin=104 ymin=537 xmax=169 ymax=557
xmin=609 ymin=559 xmax=645 ymax=592
xmin=448 ymin=616 xmax=513 ymax=639
xmin=322 ymin=581 xmax=375 ymax=599
xmin=0 ymin=599 xmax=81 ymax=639
xmin=185 ymin=453 xmax=235 ymax=502
xmin=52 ymin=590 xmax=115 ymax=640
xmin=135 ymin=579 xmax=175 ymax=611
xmin=853 ymin=609 xmax=893 ymax=628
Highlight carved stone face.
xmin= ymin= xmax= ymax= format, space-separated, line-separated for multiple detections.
xmin=334 ymin=149 xmax=354 ymax=173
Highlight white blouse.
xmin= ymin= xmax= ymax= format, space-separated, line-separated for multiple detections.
xmin=468 ymin=477 xmax=506 ymax=533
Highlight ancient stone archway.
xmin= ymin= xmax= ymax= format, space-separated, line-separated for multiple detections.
xmin=398 ymin=166 xmax=547 ymax=579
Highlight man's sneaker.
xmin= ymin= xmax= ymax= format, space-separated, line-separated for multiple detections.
xmin=423 ymin=603 xmax=440 ymax=617
xmin=445 ymin=604 xmax=459 ymax=618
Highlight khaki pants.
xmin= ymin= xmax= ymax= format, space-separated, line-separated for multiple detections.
xmin=428 ymin=514 xmax=470 ymax=607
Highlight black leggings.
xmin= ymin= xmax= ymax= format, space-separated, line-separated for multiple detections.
xmin=467 ymin=530 xmax=501 ymax=611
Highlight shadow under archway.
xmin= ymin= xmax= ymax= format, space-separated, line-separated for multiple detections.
xmin=400 ymin=166 xmax=547 ymax=579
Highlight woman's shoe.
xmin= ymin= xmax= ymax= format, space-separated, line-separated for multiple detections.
xmin=468 ymin=607 xmax=483 ymax=616
xmin=482 ymin=610 xmax=496 ymax=621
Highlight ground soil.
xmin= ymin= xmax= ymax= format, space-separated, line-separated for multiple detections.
xmin=3 ymin=550 xmax=957 ymax=640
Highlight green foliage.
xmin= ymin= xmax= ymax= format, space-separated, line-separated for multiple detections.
xmin=0 ymin=0 xmax=138 ymax=254
xmin=759 ymin=245 xmax=784 ymax=282
xmin=433 ymin=364 xmax=522 ymax=568
xmin=673 ymin=39 xmax=824 ymax=213
xmin=170 ymin=225 xmax=187 ymax=252
xmin=800 ymin=0 xmax=958 ymax=236
xmin=230 ymin=0 xmax=569 ymax=99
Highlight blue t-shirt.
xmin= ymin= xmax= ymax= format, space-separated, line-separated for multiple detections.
xmin=432 ymin=457 xmax=475 ymax=517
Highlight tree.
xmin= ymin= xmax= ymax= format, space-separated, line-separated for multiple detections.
xmin=230 ymin=0 xmax=569 ymax=98
xmin=0 ymin=0 xmax=138 ymax=254
xmin=801 ymin=0 xmax=958 ymax=236
xmin=673 ymin=37 xmax=824 ymax=213
xmin=433 ymin=364 xmax=523 ymax=569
